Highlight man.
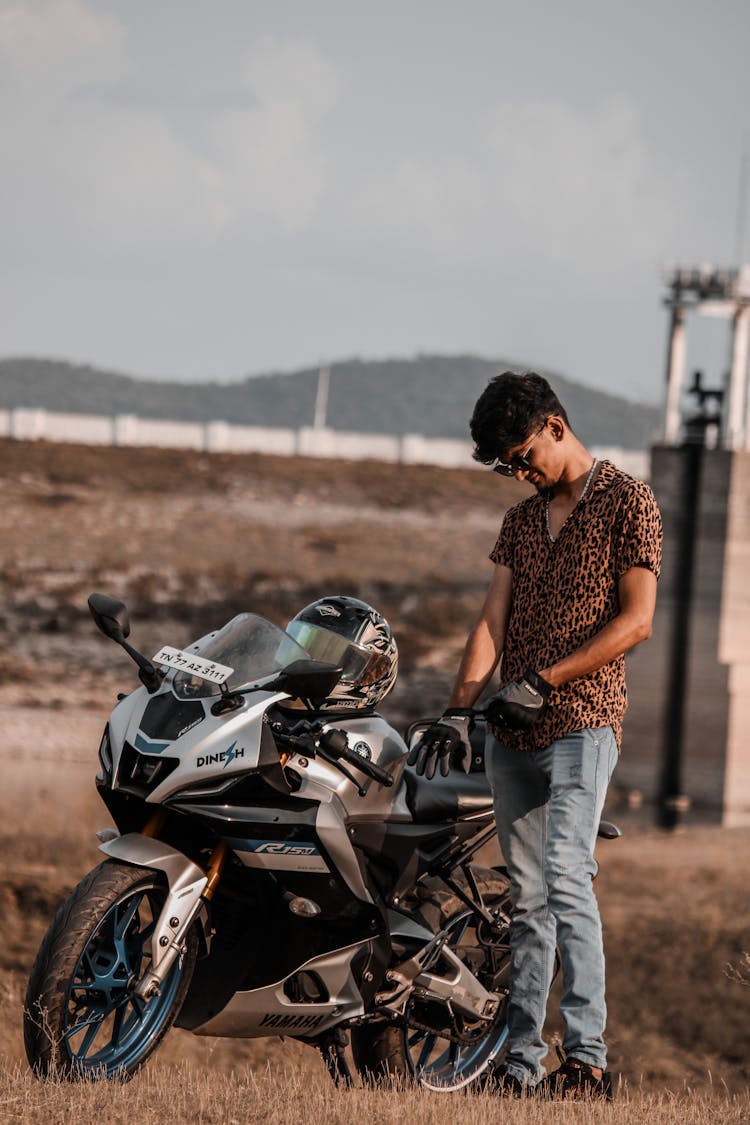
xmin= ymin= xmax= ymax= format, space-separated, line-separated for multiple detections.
xmin=409 ymin=372 xmax=662 ymax=1098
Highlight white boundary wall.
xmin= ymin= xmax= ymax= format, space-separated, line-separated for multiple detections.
xmin=0 ymin=407 xmax=649 ymax=478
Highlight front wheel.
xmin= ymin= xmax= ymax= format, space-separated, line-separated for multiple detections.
xmin=351 ymin=867 xmax=511 ymax=1091
xmin=24 ymin=859 xmax=198 ymax=1080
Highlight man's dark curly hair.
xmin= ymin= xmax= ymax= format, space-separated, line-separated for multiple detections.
xmin=470 ymin=371 xmax=570 ymax=466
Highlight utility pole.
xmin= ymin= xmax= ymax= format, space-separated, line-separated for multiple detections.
xmin=313 ymin=365 xmax=330 ymax=430
xmin=658 ymin=372 xmax=724 ymax=829
xmin=734 ymin=143 xmax=749 ymax=270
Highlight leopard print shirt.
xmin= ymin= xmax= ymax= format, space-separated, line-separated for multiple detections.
xmin=489 ymin=460 xmax=662 ymax=752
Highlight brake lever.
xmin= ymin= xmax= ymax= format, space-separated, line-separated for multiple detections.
xmin=316 ymin=747 xmax=368 ymax=797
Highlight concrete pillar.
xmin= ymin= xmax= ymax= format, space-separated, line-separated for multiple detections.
xmin=112 ymin=414 xmax=138 ymax=445
xmin=619 ymin=448 xmax=750 ymax=825
xmin=664 ymin=306 xmax=686 ymax=445
xmin=718 ymin=452 xmax=750 ymax=823
xmin=204 ymin=420 xmax=230 ymax=452
xmin=727 ymin=306 xmax=750 ymax=449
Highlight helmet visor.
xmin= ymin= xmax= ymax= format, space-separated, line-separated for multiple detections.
xmin=286 ymin=620 xmax=377 ymax=683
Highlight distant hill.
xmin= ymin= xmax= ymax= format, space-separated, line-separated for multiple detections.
xmin=0 ymin=355 xmax=661 ymax=449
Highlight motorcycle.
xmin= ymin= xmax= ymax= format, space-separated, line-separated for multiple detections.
xmin=24 ymin=595 xmax=619 ymax=1091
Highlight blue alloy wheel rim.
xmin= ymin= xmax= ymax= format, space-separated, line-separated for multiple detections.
xmin=62 ymin=884 xmax=183 ymax=1075
xmin=406 ymin=910 xmax=509 ymax=1090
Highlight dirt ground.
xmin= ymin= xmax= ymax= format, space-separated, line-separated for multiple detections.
xmin=0 ymin=437 xmax=524 ymax=713
xmin=1 ymin=438 xmax=749 ymax=1094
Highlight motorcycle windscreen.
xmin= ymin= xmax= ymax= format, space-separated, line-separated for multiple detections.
xmin=169 ymin=614 xmax=310 ymax=699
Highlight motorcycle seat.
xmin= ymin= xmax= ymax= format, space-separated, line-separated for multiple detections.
xmin=403 ymin=766 xmax=494 ymax=823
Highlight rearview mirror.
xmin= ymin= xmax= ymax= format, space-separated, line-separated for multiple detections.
xmin=272 ymin=659 xmax=343 ymax=703
xmin=88 ymin=593 xmax=131 ymax=641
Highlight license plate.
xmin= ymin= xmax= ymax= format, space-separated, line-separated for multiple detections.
xmin=153 ymin=646 xmax=234 ymax=684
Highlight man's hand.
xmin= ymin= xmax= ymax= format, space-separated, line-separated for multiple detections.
xmin=407 ymin=709 xmax=474 ymax=779
xmin=484 ymin=668 xmax=552 ymax=731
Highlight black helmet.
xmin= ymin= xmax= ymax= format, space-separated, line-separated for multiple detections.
xmin=285 ymin=596 xmax=398 ymax=711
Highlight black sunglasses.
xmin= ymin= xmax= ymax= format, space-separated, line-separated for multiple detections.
xmin=492 ymin=424 xmax=546 ymax=477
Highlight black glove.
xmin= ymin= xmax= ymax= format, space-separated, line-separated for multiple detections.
xmin=484 ymin=668 xmax=552 ymax=731
xmin=407 ymin=709 xmax=474 ymax=779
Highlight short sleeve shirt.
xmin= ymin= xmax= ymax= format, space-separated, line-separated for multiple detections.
xmin=489 ymin=460 xmax=662 ymax=751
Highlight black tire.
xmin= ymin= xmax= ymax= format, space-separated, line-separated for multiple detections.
xmin=24 ymin=859 xmax=198 ymax=1081
xmin=351 ymin=866 xmax=512 ymax=1091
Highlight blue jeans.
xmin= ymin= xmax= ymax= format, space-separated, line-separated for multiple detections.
xmin=486 ymin=727 xmax=618 ymax=1082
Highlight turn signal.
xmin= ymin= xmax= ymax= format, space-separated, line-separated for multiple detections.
xmin=288 ymin=896 xmax=321 ymax=918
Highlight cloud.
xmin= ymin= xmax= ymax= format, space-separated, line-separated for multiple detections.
xmin=330 ymin=94 xmax=686 ymax=286
xmin=354 ymin=158 xmax=488 ymax=259
xmin=0 ymin=0 xmax=125 ymax=85
xmin=240 ymin=34 xmax=337 ymax=120
xmin=0 ymin=4 xmax=338 ymax=259
xmin=485 ymin=95 xmax=683 ymax=264
xmin=0 ymin=3 xmax=680 ymax=282
xmin=0 ymin=4 xmax=715 ymax=403
xmin=208 ymin=35 xmax=338 ymax=232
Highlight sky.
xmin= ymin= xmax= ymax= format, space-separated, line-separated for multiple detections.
xmin=1 ymin=0 xmax=749 ymax=404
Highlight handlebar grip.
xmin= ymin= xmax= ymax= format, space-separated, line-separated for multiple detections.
xmin=320 ymin=728 xmax=349 ymax=754
xmin=342 ymin=747 xmax=393 ymax=787
xmin=318 ymin=727 xmax=394 ymax=787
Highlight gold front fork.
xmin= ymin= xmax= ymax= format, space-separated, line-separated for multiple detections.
xmin=142 ymin=809 xmax=168 ymax=837
xmin=202 ymin=839 xmax=230 ymax=901
xmin=141 ymin=809 xmax=228 ymax=900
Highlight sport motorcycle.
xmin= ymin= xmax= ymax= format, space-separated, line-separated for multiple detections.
xmin=24 ymin=594 xmax=619 ymax=1090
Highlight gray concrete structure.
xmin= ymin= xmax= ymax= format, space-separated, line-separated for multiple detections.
xmin=619 ymin=447 xmax=750 ymax=825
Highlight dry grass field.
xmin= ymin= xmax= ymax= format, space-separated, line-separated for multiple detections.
xmin=1 ymin=438 xmax=749 ymax=1121
xmin=1 ymin=1063 xmax=749 ymax=1125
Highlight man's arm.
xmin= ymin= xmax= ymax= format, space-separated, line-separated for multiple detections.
xmin=407 ymin=564 xmax=513 ymax=778
xmin=539 ymin=565 xmax=657 ymax=689
xmin=449 ymin=564 xmax=513 ymax=708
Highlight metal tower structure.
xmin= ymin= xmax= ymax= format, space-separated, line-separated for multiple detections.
xmin=663 ymin=265 xmax=750 ymax=447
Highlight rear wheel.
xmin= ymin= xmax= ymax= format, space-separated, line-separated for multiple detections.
xmin=25 ymin=859 xmax=198 ymax=1080
xmin=351 ymin=867 xmax=511 ymax=1091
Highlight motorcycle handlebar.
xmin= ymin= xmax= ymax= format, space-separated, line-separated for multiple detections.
xmin=272 ymin=723 xmax=394 ymax=789
xmin=340 ymin=744 xmax=394 ymax=787
xmin=318 ymin=728 xmax=394 ymax=788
